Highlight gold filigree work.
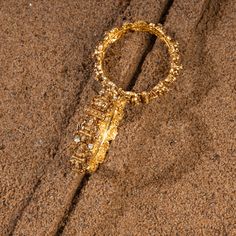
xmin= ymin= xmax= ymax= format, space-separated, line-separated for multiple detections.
xmin=70 ymin=21 xmax=182 ymax=174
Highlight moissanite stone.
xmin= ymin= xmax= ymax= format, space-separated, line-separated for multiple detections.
xmin=74 ymin=135 xmax=81 ymax=143
xmin=88 ymin=144 xmax=93 ymax=150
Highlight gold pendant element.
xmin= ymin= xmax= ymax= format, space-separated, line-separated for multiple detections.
xmin=70 ymin=88 xmax=127 ymax=173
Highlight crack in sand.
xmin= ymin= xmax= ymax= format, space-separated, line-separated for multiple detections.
xmin=159 ymin=0 xmax=174 ymax=24
xmin=8 ymin=179 xmax=42 ymax=236
xmin=127 ymin=0 xmax=174 ymax=91
xmin=55 ymin=174 xmax=90 ymax=236
xmin=126 ymin=34 xmax=157 ymax=91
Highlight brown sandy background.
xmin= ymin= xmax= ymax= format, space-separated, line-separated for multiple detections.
xmin=0 ymin=0 xmax=235 ymax=235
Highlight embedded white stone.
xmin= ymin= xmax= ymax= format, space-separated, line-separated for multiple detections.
xmin=88 ymin=144 xmax=93 ymax=150
xmin=74 ymin=135 xmax=81 ymax=143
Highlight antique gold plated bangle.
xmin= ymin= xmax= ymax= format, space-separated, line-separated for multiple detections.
xmin=70 ymin=21 xmax=182 ymax=174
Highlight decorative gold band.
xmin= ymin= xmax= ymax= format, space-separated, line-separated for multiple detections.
xmin=94 ymin=21 xmax=182 ymax=104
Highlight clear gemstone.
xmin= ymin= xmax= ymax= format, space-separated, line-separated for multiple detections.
xmin=88 ymin=144 xmax=93 ymax=150
xmin=74 ymin=135 xmax=81 ymax=143
xmin=99 ymin=89 xmax=105 ymax=95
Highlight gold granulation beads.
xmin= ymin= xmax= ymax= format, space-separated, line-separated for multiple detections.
xmin=70 ymin=21 xmax=182 ymax=174
xmin=94 ymin=21 xmax=182 ymax=104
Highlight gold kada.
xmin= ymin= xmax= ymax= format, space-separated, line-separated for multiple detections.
xmin=70 ymin=21 xmax=182 ymax=174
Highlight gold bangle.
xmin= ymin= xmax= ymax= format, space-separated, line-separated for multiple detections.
xmin=94 ymin=20 xmax=182 ymax=104
xmin=70 ymin=21 xmax=182 ymax=174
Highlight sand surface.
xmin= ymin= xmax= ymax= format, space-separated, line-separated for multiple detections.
xmin=0 ymin=0 xmax=235 ymax=235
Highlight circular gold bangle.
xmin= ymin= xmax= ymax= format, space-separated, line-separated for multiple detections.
xmin=94 ymin=21 xmax=182 ymax=104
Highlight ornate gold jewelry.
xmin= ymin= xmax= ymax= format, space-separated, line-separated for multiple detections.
xmin=70 ymin=21 xmax=182 ymax=174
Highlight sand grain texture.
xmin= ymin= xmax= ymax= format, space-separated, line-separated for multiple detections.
xmin=0 ymin=0 xmax=235 ymax=235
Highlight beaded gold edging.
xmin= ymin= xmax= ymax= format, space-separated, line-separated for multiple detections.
xmin=70 ymin=90 xmax=127 ymax=173
xmin=94 ymin=20 xmax=182 ymax=105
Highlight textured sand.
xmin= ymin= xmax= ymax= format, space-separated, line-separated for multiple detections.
xmin=0 ymin=0 xmax=235 ymax=235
